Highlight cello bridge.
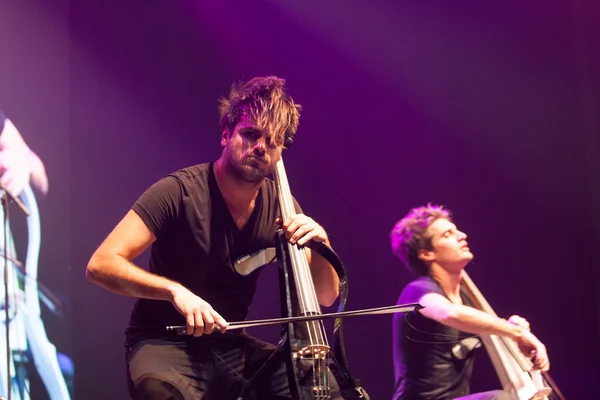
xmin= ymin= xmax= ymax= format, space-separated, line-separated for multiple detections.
xmin=295 ymin=344 xmax=330 ymax=359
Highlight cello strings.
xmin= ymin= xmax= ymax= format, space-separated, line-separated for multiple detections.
xmin=275 ymin=161 xmax=313 ymax=345
xmin=276 ymin=159 xmax=328 ymax=348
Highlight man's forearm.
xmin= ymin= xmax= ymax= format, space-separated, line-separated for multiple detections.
xmin=86 ymin=253 xmax=181 ymax=301
xmin=444 ymin=304 xmax=524 ymax=340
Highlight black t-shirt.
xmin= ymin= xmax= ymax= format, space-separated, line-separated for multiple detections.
xmin=392 ymin=276 xmax=479 ymax=400
xmin=125 ymin=162 xmax=300 ymax=346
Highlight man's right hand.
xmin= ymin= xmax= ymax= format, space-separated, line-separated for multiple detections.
xmin=170 ymin=285 xmax=228 ymax=336
xmin=514 ymin=330 xmax=550 ymax=372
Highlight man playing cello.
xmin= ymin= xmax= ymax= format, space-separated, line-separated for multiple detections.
xmin=390 ymin=204 xmax=550 ymax=400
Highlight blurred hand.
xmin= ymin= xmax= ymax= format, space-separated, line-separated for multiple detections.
xmin=508 ymin=314 xmax=531 ymax=331
xmin=0 ymin=147 xmax=33 ymax=197
xmin=514 ymin=329 xmax=550 ymax=372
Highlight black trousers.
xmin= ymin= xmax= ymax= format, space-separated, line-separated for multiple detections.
xmin=126 ymin=334 xmax=342 ymax=400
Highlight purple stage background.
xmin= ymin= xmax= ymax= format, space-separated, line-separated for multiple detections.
xmin=4 ymin=0 xmax=600 ymax=398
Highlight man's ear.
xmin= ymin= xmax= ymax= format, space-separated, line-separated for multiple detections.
xmin=221 ymin=128 xmax=230 ymax=147
xmin=418 ymin=248 xmax=435 ymax=263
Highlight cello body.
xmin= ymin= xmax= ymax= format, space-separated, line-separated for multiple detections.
xmin=460 ymin=271 xmax=565 ymax=400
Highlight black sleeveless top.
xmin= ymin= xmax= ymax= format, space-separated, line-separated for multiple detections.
xmin=392 ymin=276 xmax=479 ymax=400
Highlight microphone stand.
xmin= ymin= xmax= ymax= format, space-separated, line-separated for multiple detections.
xmin=2 ymin=184 xmax=30 ymax=400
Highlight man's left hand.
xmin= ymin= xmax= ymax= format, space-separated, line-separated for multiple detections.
xmin=277 ymin=214 xmax=329 ymax=247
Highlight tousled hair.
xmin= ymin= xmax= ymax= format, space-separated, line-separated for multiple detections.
xmin=390 ymin=203 xmax=451 ymax=276
xmin=218 ymin=76 xmax=301 ymax=147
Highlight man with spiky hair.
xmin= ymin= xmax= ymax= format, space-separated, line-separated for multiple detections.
xmin=390 ymin=204 xmax=550 ymax=400
xmin=86 ymin=77 xmax=340 ymax=399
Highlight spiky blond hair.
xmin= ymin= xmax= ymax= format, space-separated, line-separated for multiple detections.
xmin=218 ymin=76 xmax=302 ymax=147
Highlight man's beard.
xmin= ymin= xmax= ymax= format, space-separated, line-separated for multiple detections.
xmin=227 ymin=150 xmax=271 ymax=184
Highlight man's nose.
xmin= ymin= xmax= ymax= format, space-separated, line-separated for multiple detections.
xmin=253 ymin=139 xmax=267 ymax=157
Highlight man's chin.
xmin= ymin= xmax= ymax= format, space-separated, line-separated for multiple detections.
xmin=236 ymin=167 xmax=267 ymax=183
xmin=462 ymin=254 xmax=474 ymax=267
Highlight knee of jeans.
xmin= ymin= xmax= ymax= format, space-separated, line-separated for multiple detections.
xmin=133 ymin=376 xmax=183 ymax=400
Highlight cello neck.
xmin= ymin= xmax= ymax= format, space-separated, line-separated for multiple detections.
xmin=460 ymin=271 xmax=497 ymax=316
xmin=273 ymin=157 xmax=322 ymax=317
xmin=274 ymin=158 xmax=299 ymax=222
